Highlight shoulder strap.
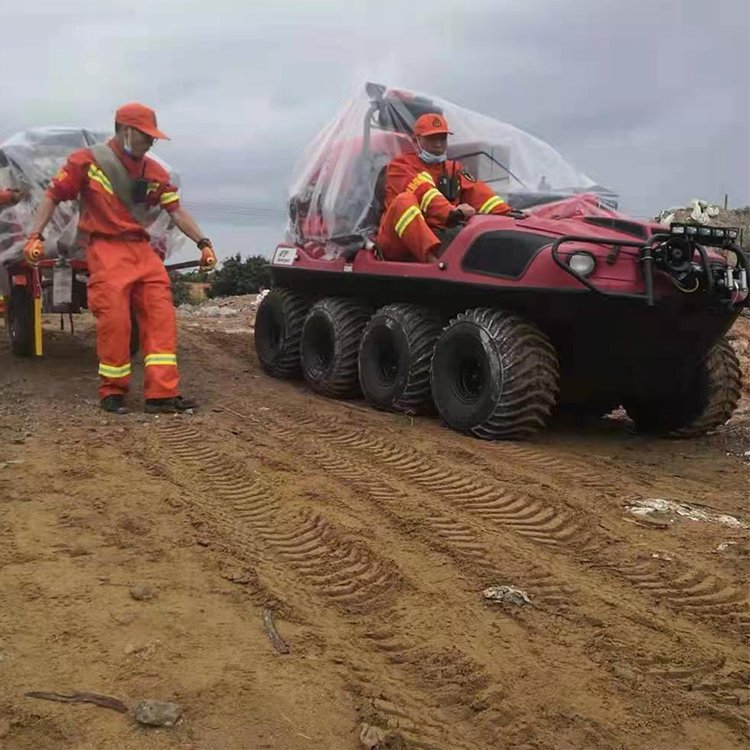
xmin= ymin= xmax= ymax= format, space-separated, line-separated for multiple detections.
xmin=89 ymin=144 xmax=146 ymax=224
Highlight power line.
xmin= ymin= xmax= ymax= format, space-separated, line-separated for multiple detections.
xmin=182 ymin=200 xmax=286 ymax=217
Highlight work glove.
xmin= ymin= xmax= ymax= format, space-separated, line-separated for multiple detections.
xmin=197 ymin=238 xmax=217 ymax=271
xmin=23 ymin=232 xmax=45 ymax=265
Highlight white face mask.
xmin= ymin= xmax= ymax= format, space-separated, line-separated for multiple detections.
xmin=123 ymin=129 xmax=134 ymax=156
xmin=419 ymin=148 xmax=446 ymax=164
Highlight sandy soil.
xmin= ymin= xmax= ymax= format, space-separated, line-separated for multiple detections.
xmin=0 ymin=309 xmax=748 ymax=750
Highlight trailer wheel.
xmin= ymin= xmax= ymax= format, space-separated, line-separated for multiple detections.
xmin=625 ymin=338 xmax=741 ymax=437
xmin=430 ymin=308 xmax=560 ymax=440
xmin=301 ymin=297 xmax=369 ymax=398
xmin=6 ymin=286 xmax=34 ymax=357
xmin=254 ymin=288 xmax=308 ymax=378
xmin=358 ymin=303 xmax=441 ymax=414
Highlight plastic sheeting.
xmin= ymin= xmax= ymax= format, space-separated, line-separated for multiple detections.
xmin=0 ymin=127 xmax=185 ymax=271
xmin=286 ymin=82 xmax=614 ymax=250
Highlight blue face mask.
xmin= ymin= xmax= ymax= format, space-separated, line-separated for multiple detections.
xmin=419 ymin=148 xmax=446 ymax=164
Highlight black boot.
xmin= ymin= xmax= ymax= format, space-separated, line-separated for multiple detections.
xmin=100 ymin=395 xmax=129 ymax=414
xmin=144 ymin=396 xmax=197 ymax=414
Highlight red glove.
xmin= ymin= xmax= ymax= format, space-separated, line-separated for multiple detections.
xmin=197 ymin=238 xmax=217 ymax=271
xmin=23 ymin=233 xmax=45 ymax=265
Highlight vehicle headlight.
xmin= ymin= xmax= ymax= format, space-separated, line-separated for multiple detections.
xmin=568 ymin=252 xmax=596 ymax=277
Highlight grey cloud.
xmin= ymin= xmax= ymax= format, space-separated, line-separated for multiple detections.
xmin=2 ymin=0 xmax=748 ymax=257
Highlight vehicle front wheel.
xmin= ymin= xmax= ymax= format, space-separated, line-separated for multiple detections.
xmin=430 ymin=308 xmax=560 ymax=440
xmin=624 ymin=338 xmax=741 ymax=437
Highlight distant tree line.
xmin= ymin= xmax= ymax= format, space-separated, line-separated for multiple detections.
xmin=170 ymin=253 xmax=272 ymax=305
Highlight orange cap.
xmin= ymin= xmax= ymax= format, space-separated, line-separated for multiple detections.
xmin=114 ymin=102 xmax=170 ymax=140
xmin=413 ymin=113 xmax=452 ymax=137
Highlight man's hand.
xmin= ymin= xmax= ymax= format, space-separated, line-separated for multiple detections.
xmin=455 ymin=203 xmax=476 ymax=219
xmin=23 ymin=233 xmax=45 ymax=265
xmin=197 ymin=238 xmax=217 ymax=271
xmin=447 ymin=203 xmax=477 ymax=226
xmin=8 ymin=188 xmax=27 ymax=205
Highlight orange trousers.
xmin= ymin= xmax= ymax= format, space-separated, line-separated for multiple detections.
xmin=376 ymin=192 xmax=441 ymax=262
xmin=86 ymin=237 xmax=179 ymax=400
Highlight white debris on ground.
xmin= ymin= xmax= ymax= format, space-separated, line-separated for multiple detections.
xmin=483 ymin=586 xmax=533 ymax=606
xmin=176 ymin=290 xmax=269 ymax=332
xmin=626 ymin=498 xmax=747 ymax=529
xmin=655 ymin=201 xmax=750 ymax=250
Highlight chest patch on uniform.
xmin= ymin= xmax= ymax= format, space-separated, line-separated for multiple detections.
xmin=461 ymin=169 xmax=476 ymax=182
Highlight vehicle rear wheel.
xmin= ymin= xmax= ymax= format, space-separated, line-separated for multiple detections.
xmin=625 ymin=338 xmax=741 ymax=437
xmin=301 ymin=297 xmax=369 ymax=398
xmin=6 ymin=286 xmax=34 ymax=357
xmin=358 ymin=303 xmax=441 ymax=414
xmin=254 ymin=287 xmax=308 ymax=378
xmin=430 ymin=308 xmax=560 ymax=440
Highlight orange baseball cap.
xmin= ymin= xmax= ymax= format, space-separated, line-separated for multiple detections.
xmin=413 ymin=113 xmax=452 ymax=137
xmin=115 ymin=102 xmax=170 ymax=140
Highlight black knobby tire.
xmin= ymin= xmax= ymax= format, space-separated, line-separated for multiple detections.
xmin=358 ymin=303 xmax=442 ymax=414
xmin=625 ymin=338 xmax=741 ymax=437
xmin=254 ymin=288 xmax=308 ymax=378
xmin=6 ymin=286 xmax=34 ymax=357
xmin=301 ymin=297 xmax=370 ymax=398
xmin=430 ymin=308 xmax=560 ymax=440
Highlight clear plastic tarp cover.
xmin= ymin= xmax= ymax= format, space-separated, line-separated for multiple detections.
xmin=286 ymin=83 xmax=613 ymax=253
xmin=0 ymin=127 xmax=184 ymax=270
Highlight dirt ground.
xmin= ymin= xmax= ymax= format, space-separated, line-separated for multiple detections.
xmin=1 ymin=309 xmax=748 ymax=750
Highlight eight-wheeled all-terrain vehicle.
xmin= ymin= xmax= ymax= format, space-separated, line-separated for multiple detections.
xmin=256 ymin=84 xmax=748 ymax=440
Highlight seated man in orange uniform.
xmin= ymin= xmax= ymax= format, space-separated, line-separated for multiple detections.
xmin=376 ymin=113 xmax=522 ymax=262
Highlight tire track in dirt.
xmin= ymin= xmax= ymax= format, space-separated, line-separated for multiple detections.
xmin=159 ymin=422 xmax=402 ymax=614
xmin=610 ymin=561 xmax=750 ymax=638
xmin=150 ymin=419 xmax=516 ymax=750
xmin=294 ymin=411 xmax=750 ymax=639
xmin=255 ymin=410 xmax=750 ymax=728
xmin=298 ymin=418 xmax=590 ymax=550
xmin=265 ymin=416 xmax=578 ymax=611
xmin=180 ymin=332 xmax=750 ymax=734
xmin=267 ymin=407 xmax=749 ymax=722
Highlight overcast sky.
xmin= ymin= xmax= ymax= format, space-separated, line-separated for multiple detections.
xmin=1 ymin=0 xmax=748 ymax=261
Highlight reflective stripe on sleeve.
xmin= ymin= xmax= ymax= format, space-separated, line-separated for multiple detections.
xmin=394 ymin=205 xmax=421 ymax=237
xmin=478 ymin=195 xmax=505 ymax=214
xmin=159 ymin=192 xmax=179 ymax=206
xmin=419 ymin=187 xmax=442 ymax=212
xmin=406 ymin=171 xmax=436 ymax=193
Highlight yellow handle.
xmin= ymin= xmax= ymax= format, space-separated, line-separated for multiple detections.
xmin=33 ymin=296 xmax=43 ymax=357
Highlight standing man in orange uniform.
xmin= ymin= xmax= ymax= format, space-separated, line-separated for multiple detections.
xmin=377 ymin=113 xmax=523 ymax=262
xmin=23 ymin=103 xmax=218 ymax=414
